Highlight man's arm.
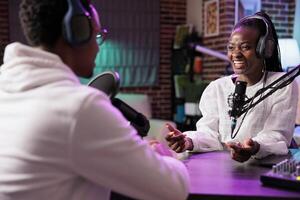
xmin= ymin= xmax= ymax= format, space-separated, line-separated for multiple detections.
xmin=69 ymin=91 xmax=190 ymax=200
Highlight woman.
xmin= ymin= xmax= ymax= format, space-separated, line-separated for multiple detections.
xmin=166 ymin=11 xmax=298 ymax=162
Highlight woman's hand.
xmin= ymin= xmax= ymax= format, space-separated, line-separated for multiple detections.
xmin=165 ymin=123 xmax=193 ymax=153
xmin=226 ymin=138 xmax=260 ymax=162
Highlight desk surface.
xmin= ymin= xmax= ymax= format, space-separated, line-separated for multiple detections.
xmin=184 ymin=151 xmax=300 ymax=200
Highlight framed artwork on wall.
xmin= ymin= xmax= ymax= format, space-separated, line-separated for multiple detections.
xmin=173 ymin=24 xmax=193 ymax=49
xmin=204 ymin=0 xmax=219 ymax=37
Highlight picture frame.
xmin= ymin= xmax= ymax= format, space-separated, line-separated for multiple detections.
xmin=204 ymin=0 xmax=219 ymax=37
xmin=173 ymin=24 xmax=193 ymax=49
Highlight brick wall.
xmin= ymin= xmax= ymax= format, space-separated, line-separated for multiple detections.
xmin=0 ymin=0 xmax=9 ymax=64
xmin=262 ymin=0 xmax=295 ymax=38
xmin=121 ymin=0 xmax=187 ymax=119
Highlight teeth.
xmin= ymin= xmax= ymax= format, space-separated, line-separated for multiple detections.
xmin=234 ymin=61 xmax=244 ymax=64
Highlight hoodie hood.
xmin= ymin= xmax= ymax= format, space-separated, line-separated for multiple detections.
xmin=0 ymin=42 xmax=80 ymax=93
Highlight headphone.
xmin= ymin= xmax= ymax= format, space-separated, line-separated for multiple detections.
xmin=237 ymin=14 xmax=275 ymax=59
xmin=63 ymin=0 xmax=98 ymax=46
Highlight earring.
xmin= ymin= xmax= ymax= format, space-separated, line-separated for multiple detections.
xmin=262 ymin=60 xmax=266 ymax=72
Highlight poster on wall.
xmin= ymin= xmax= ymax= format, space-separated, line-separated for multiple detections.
xmin=173 ymin=24 xmax=193 ymax=49
xmin=204 ymin=0 xmax=219 ymax=37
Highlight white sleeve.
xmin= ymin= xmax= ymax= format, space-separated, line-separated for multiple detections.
xmin=252 ymin=80 xmax=299 ymax=159
xmin=69 ymin=92 xmax=190 ymax=200
xmin=185 ymin=82 xmax=223 ymax=152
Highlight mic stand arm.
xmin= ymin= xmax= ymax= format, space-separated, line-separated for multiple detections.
xmin=239 ymin=65 xmax=300 ymax=116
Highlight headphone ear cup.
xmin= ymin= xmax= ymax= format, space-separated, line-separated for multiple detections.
xmin=264 ymin=39 xmax=275 ymax=58
xmin=256 ymin=37 xmax=265 ymax=58
xmin=63 ymin=0 xmax=92 ymax=46
xmin=256 ymin=37 xmax=274 ymax=59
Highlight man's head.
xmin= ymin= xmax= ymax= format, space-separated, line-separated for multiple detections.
xmin=19 ymin=0 xmax=96 ymax=47
xmin=19 ymin=0 xmax=103 ymax=78
xmin=20 ymin=0 xmax=66 ymax=48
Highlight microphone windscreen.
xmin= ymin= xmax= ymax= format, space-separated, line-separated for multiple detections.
xmin=234 ymin=81 xmax=247 ymax=96
xmin=230 ymin=80 xmax=247 ymax=118
xmin=88 ymin=71 xmax=120 ymax=98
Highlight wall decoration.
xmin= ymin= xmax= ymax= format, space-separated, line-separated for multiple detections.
xmin=204 ymin=0 xmax=219 ymax=37
xmin=173 ymin=24 xmax=193 ymax=49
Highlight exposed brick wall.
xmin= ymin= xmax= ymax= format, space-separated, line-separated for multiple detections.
xmin=121 ymin=0 xmax=187 ymax=120
xmin=262 ymin=0 xmax=295 ymax=38
xmin=0 ymin=0 xmax=9 ymax=65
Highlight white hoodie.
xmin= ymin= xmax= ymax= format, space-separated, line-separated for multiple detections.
xmin=0 ymin=43 xmax=189 ymax=200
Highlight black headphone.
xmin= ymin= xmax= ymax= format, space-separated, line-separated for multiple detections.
xmin=237 ymin=14 xmax=275 ymax=59
xmin=63 ymin=0 xmax=94 ymax=46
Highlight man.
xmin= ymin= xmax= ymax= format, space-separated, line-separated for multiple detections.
xmin=0 ymin=0 xmax=189 ymax=199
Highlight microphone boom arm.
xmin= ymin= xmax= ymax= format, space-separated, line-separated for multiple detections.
xmin=239 ymin=64 xmax=300 ymax=117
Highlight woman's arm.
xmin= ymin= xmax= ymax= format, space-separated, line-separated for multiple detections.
xmin=252 ymin=79 xmax=299 ymax=158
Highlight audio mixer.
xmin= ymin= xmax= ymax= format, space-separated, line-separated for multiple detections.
xmin=260 ymin=149 xmax=300 ymax=190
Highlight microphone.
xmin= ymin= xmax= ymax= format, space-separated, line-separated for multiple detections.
xmin=226 ymin=64 xmax=300 ymax=138
xmin=88 ymin=71 xmax=150 ymax=137
xmin=88 ymin=71 xmax=120 ymax=98
xmin=228 ymin=80 xmax=247 ymax=135
xmin=111 ymin=98 xmax=150 ymax=137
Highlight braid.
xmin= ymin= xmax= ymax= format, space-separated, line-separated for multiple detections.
xmin=256 ymin=11 xmax=282 ymax=72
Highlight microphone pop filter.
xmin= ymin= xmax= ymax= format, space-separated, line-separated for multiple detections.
xmin=88 ymin=71 xmax=120 ymax=98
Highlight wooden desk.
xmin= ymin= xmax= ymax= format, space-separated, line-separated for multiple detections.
xmin=185 ymin=151 xmax=300 ymax=200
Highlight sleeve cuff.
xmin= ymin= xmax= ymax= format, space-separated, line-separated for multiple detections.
xmin=185 ymin=131 xmax=223 ymax=152
xmin=252 ymin=140 xmax=289 ymax=159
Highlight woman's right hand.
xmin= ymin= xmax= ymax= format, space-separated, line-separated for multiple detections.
xmin=165 ymin=123 xmax=193 ymax=153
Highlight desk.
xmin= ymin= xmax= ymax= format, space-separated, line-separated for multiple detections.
xmin=185 ymin=151 xmax=300 ymax=200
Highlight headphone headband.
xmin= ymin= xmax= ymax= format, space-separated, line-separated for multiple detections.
xmin=239 ymin=15 xmax=270 ymax=40
xmin=236 ymin=14 xmax=275 ymax=58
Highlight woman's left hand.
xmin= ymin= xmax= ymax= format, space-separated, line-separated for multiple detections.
xmin=226 ymin=139 xmax=260 ymax=162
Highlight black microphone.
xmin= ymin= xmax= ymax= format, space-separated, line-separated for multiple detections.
xmin=111 ymin=98 xmax=150 ymax=137
xmin=88 ymin=71 xmax=150 ymax=137
xmin=228 ymin=80 xmax=247 ymax=134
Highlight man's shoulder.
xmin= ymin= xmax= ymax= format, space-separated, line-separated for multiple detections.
xmin=47 ymin=82 xmax=110 ymax=112
xmin=63 ymin=83 xmax=109 ymax=101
